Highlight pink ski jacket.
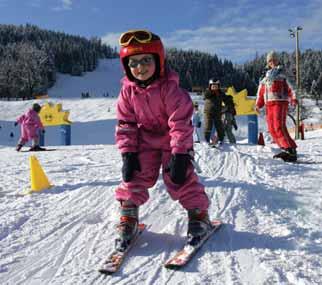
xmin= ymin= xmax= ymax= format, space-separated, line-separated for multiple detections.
xmin=16 ymin=109 xmax=44 ymax=140
xmin=115 ymin=70 xmax=193 ymax=154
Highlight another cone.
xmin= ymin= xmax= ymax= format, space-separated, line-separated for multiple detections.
xmin=258 ymin=132 xmax=265 ymax=146
xmin=30 ymin=155 xmax=52 ymax=192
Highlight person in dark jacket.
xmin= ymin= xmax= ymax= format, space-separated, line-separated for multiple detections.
xmin=222 ymin=95 xmax=238 ymax=144
xmin=203 ymin=79 xmax=234 ymax=145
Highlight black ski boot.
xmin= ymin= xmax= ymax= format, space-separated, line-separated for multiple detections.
xmin=187 ymin=209 xmax=213 ymax=246
xmin=115 ymin=203 xmax=139 ymax=251
xmin=29 ymin=145 xmax=46 ymax=151
xmin=284 ymin=148 xmax=297 ymax=162
xmin=16 ymin=144 xmax=23 ymax=151
xmin=273 ymin=148 xmax=297 ymax=162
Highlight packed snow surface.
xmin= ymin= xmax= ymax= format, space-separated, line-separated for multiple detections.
xmin=0 ymin=59 xmax=321 ymax=285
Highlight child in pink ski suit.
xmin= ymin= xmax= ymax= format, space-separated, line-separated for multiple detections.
xmin=15 ymin=103 xmax=45 ymax=151
xmin=114 ymin=30 xmax=212 ymax=247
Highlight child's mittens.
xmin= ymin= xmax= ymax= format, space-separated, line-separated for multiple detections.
xmin=121 ymin=152 xmax=141 ymax=182
xmin=168 ymin=153 xmax=190 ymax=185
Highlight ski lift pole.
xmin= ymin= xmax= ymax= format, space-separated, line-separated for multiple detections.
xmin=289 ymin=26 xmax=303 ymax=139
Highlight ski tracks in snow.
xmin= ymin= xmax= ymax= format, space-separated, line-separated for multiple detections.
xmin=1 ymin=139 xmax=322 ymax=284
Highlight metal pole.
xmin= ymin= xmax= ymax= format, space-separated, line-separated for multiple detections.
xmin=295 ymin=27 xmax=301 ymax=139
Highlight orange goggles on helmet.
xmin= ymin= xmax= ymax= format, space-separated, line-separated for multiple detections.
xmin=119 ymin=30 xmax=153 ymax=47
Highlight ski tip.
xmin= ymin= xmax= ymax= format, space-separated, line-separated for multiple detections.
xmin=211 ymin=219 xmax=223 ymax=227
xmin=138 ymin=223 xmax=147 ymax=231
xmin=164 ymin=263 xmax=182 ymax=270
xmin=98 ymin=268 xmax=112 ymax=274
xmin=98 ymin=268 xmax=117 ymax=275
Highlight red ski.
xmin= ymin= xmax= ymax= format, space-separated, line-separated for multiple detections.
xmin=98 ymin=223 xmax=146 ymax=274
xmin=164 ymin=220 xmax=222 ymax=270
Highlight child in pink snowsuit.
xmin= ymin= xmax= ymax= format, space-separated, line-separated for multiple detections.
xmin=15 ymin=103 xmax=45 ymax=151
xmin=114 ymin=30 xmax=212 ymax=247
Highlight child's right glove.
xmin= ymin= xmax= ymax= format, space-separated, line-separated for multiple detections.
xmin=168 ymin=153 xmax=191 ymax=185
xmin=121 ymin=152 xmax=141 ymax=182
xmin=14 ymin=122 xmax=18 ymax=127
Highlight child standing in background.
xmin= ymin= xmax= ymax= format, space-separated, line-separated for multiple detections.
xmin=15 ymin=103 xmax=45 ymax=151
xmin=192 ymin=102 xmax=202 ymax=143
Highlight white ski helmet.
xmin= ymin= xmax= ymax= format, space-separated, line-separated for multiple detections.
xmin=209 ymin=78 xmax=220 ymax=86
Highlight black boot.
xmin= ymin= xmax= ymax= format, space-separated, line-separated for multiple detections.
xmin=187 ymin=209 xmax=213 ymax=246
xmin=16 ymin=144 xmax=23 ymax=151
xmin=29 ymin=145 xmax=46 ymax=151
xmin=285 ymin=148 xmax=297 ymax=162
xmin=273 ymin=148 xmax=297 ymax=162
xmin=204 ymin=133 xmax=211 ymax=143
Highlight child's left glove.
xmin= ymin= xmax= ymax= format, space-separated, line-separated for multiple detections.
xmin=121 ymin=152 xmax=141 ymax=182
xmin=168 ymin=153 xmax=190 ymax=185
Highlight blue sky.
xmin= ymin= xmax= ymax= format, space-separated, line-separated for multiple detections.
xmin=0 ymin=0 xmax=321 ymax=63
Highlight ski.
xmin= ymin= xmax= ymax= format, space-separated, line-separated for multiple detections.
xmin=164 ymin=219 xmax=222 ymax=270
xmin=98 ymin=223 xmax=146 ymax=275
xmin=20 ymin=148 xmax=57 ymax=152
xmin=287 ymin=159 xmax=317 ymax=165
xmin=273 ymin=155 xmax=316 ymax=164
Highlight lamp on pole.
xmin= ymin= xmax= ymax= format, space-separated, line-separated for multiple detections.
xmin=288 ymin=26 xmax=303 ymax=140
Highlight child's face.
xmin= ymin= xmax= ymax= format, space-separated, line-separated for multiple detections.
xmin=267 ymin=58 xmax=278 ymax=69
xmin=210 ymin=84 xmax=219 ymax=91
xmin=128 ymin=54 xmax=156 ymax=81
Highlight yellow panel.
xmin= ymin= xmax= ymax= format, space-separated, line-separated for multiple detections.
xmin=39 ymin=102 xmax=72 ymax=126
xmin=226 ymin=86 xmax=257 ymax=116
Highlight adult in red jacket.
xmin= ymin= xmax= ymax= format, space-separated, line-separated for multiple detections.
xmin=255 ymin=51 xmax=298 ymax=162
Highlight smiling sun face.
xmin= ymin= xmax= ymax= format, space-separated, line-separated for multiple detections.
xmin=39 ymin=103 xmax=72 ymax=126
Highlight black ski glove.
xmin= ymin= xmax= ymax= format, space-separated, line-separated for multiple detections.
xmin=168 ymin=153 xmax=191 ymax=185
xmin=14 ymin=122 xmax=18 ymax=127
xmin=122 ymin=152 xmax=141 ymax=182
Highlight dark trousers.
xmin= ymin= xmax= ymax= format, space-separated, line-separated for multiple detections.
xmin=203 ymin=114 xmax=225 ymax=142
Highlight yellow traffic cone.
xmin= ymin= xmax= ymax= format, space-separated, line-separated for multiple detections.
xmin=30 ymin=155 xmax=52 ymax=192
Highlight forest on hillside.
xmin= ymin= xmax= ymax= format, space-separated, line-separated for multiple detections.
xmin=166 ymin=48 xmax=256 ymax=95
xmin=167 ymin=48 xmax=322 ymax=100
xmin=243 ymin=50 xmax=322 ymax=100
xmin=0 ymin=24 xmax=321 ymax=101
xmin=0 ymin=24 xmax=118 ymax=100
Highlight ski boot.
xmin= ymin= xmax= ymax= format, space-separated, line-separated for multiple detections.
xmin=115 ymin=203 xmax=139 ymax=252
xmin=16 ymin=144 xmax=23 ymax=151
xmin=29 ymin=145 xmax=46 ymax=151
xmin=187 ymin=209 xmax=213 ymax=246
xmin=273 ymin=148 xmax=297 ymax=162
xmin=284 ymin=148 xmax=297 ymax=162
xmin=217 ymin=140 xmax=224 ymax=146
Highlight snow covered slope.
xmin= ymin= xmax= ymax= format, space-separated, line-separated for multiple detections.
xmin=0 ymin=59 xmax=322 ymax=285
